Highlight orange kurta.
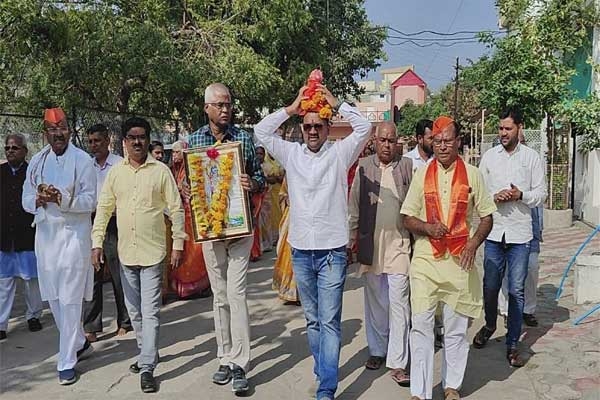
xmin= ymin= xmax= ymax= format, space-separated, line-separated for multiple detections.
xmin=169 ymin=157 xmax=210 ymax=298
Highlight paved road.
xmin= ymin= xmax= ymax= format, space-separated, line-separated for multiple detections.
xmin=1 ymin=223 xmax=599 ymax=399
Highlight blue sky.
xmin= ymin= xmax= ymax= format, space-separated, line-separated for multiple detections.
xmin=363 ymin=0 xmax=501 ymax=92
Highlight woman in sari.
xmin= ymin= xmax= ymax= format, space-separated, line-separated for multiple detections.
xmin=260 ymin=151 xmax=284 ymax=251
xmin=272 ymin=178 xmax=299 ymax=304
xmin=169 ymin=140 xmax=211 ymax=298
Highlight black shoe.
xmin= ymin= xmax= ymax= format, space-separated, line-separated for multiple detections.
xmin=231 ymin=365 xmax=249 ymax=394
xmin=0 ymin=330 xmax=6 ymax=341
xmin=140 ymin=371 xmax=157 ymax=393
xmin=212 ymin=365 xmax=232 ymax=385
xmin=130 ymin=354 xmax=160 ymax=374
xmin=130 ymin=362 xmax=141 ymax=374
xmin=77 ymin=339 xmax=94 ymax=361
xmin=523 ymin=313 xmax=538 ymax=327
xmin=27 ymin=318 xmax=42 ymax=332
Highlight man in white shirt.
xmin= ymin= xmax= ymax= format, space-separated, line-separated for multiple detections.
xmin=474 ymin=107 xmax=547 ymax=367
xmin=23 ymin=108 xmax=97 ymax=385
xmin=404 ymin=119 xmax=434 ymax=172
xmin=254 ymin=85 xmax=371 ymax=400
xmin=82 ymin=124 xmax=131 ymax=343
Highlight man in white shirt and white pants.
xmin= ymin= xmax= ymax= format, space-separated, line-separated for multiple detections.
xmin=254 ymin=85 xmax=371 ymax=400
xmin=474 ymin=107 xmax=547 ymax=367
xmin=23 ymin=108 xmax=96 ymax=385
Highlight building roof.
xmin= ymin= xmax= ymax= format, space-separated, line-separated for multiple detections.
xmin=391 ymin=69 xmax=427 ymax=88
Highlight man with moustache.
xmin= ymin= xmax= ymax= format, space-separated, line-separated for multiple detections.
xmin=401 ymin=116 xmax=496 ymax=400
xmin=92 ymin=117 xmax=185 ymax=393
xmin=82 ymin=124 xmax=131 ymax=343
xmin=23 ymin=108 xmax=97 ymax=385
xmin=186 ymin=83 xmax=266 ymax=395
xmin=404 ymin=119 xmax=434 ymax=172
xmin=254 ymin=84 xmax=371 ymax=400
xmin=1 ymin=133 xmax=43 ymax=341
xmin=348 ymin=121 xmax=413 ymax=385
xmin=474 ymin=107 xmax=546 ymax=367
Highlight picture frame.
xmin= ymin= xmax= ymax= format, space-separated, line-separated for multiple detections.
xmin=183 ymin=142 xmax=253 ymax=242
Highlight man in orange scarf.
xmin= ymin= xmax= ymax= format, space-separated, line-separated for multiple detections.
xmin=400 ymin=116 xmax=496 ymax=400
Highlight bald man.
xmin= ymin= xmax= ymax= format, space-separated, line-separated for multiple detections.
xmin=349 ymin=121 xmax=413 ymax=385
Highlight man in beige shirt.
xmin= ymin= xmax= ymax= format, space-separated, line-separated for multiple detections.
xmin=91 ymin=117 xmax=185 ymax=393
xmin=349 ymin=121 xmax=413 ymax=385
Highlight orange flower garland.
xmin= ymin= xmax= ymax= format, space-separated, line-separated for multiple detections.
xmin=299 ymin=68 xmax=333 ymax=119
xmin=188 ymin=149 xmax=235 ymax=238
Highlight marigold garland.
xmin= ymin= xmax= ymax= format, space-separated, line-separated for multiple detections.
xmin=299 ymin=68 xmax=333 ymax=119
xmin=188 ymin=150 xmax=235 ymax=238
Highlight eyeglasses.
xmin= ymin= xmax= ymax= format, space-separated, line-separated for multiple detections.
xmin=125 ymin=134 xmax=148 ymax=142
xmin=4 ymin=145 xmax=22 ymax=151
xmin=432 ymin=138 xmax=456 ymax=147
xmin=302 ymin=123 xmax=324 ymax=131
xmin=207 ymin=102 xmax=232 ymax=110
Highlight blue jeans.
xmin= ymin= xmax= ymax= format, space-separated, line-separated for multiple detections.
xmin=483 ymin=239 xmax=530 ymax=348
xmin=292 ymin=246 xmax=347 ymax=400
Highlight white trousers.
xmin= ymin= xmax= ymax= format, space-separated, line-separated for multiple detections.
xmin=202 ymin=236 xmax=253 ymax=372
xmin=0 ymin=277 xmax=43 ymax=331
xmin=364 ymin=273 xmax=410 ymax=369
xmin=410 ymin=303 xmax=469 ymax=400
xmin=48 ymin=300 xmax=85 ymax=371
xmin=499 ymin=251 xmax=539 ymax=315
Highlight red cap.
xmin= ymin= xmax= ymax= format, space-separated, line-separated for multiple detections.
xmin=43 ymin=108 xmax=66 ymax=124
xmin=432 ymin=116 xmax=455 ymax=136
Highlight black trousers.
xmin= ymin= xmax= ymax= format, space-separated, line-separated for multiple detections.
xmin=83 ymin=219 xmax=131 ymax=332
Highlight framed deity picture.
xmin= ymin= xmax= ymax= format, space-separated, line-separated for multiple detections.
xmin=183 ymin=142 xmax=253 ymax=242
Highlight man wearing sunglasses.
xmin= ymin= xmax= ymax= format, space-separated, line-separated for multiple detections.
xmin=1 ymin=134 xmax=44 ymax=342
xmin=253 ymin=84 xmax=371 ymax=400
xmin=22 ymin=108 xmax=97 ymax=385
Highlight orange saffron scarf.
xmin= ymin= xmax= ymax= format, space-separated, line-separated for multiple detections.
xmin=424 ymin=158 xmax=470 ymax=258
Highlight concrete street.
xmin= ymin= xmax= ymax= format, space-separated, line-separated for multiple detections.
xmin=1 ymin=223 xmax=599 ymax=400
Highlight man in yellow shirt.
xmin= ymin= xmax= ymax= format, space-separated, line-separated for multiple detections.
xmin=91 ymin=117 xmax=185 ymax=393
xmin=400 ymin=116 xmax=496 ymax=400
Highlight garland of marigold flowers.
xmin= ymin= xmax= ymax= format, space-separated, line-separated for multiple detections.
xmin=188 ymin=150 xmax=235 ymax=238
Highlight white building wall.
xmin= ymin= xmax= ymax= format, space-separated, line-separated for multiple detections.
xmin=574 ymin=23 xmax=600 ymax=226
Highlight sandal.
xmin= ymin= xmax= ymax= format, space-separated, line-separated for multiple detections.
xmin=364 ymin=355 xmax=385 ymax=370
xmin=473 ymin=325 xmax=495 ymax=349
xmin=390 ymin=368 xmax=410 ymax=387
xmin=444 ymin=387 xmax=461 ymax=400
xmin=507 ymin=348 xmax=525 ymax=368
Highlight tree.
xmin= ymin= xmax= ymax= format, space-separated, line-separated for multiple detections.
xmin=461 ymin=0 xmax=599 ymax=152
xmin=0 ymin=0 xmax=386 ymax=124
xmin=395 ymin=95 xmax=449 ymax=137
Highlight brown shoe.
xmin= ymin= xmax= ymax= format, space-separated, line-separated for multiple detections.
xmin=364 ymin=355 xmax=385 ymax=370
xmin=507 ymin=348 xmax=526 ymax=367
xmin=85 ymin=332 xmax=98 ymax=343
xmin=444 ymin=387 xmax=461 ymax=400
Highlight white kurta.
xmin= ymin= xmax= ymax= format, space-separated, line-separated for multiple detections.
xmin=22 ymin=144 xmax=96 ymax=305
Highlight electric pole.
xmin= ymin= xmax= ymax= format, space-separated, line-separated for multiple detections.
xmin=453 ymin=57 xmax=460 ymax=120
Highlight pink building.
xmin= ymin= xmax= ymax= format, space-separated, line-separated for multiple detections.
xmin=390 ymin=69 xmax=427 ymax=112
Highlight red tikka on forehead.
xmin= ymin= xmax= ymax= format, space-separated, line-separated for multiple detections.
xmin=432 ymin=116 xmax=455 ymax=137
xmin=43 ymin=108 xmax=67 ymax=125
